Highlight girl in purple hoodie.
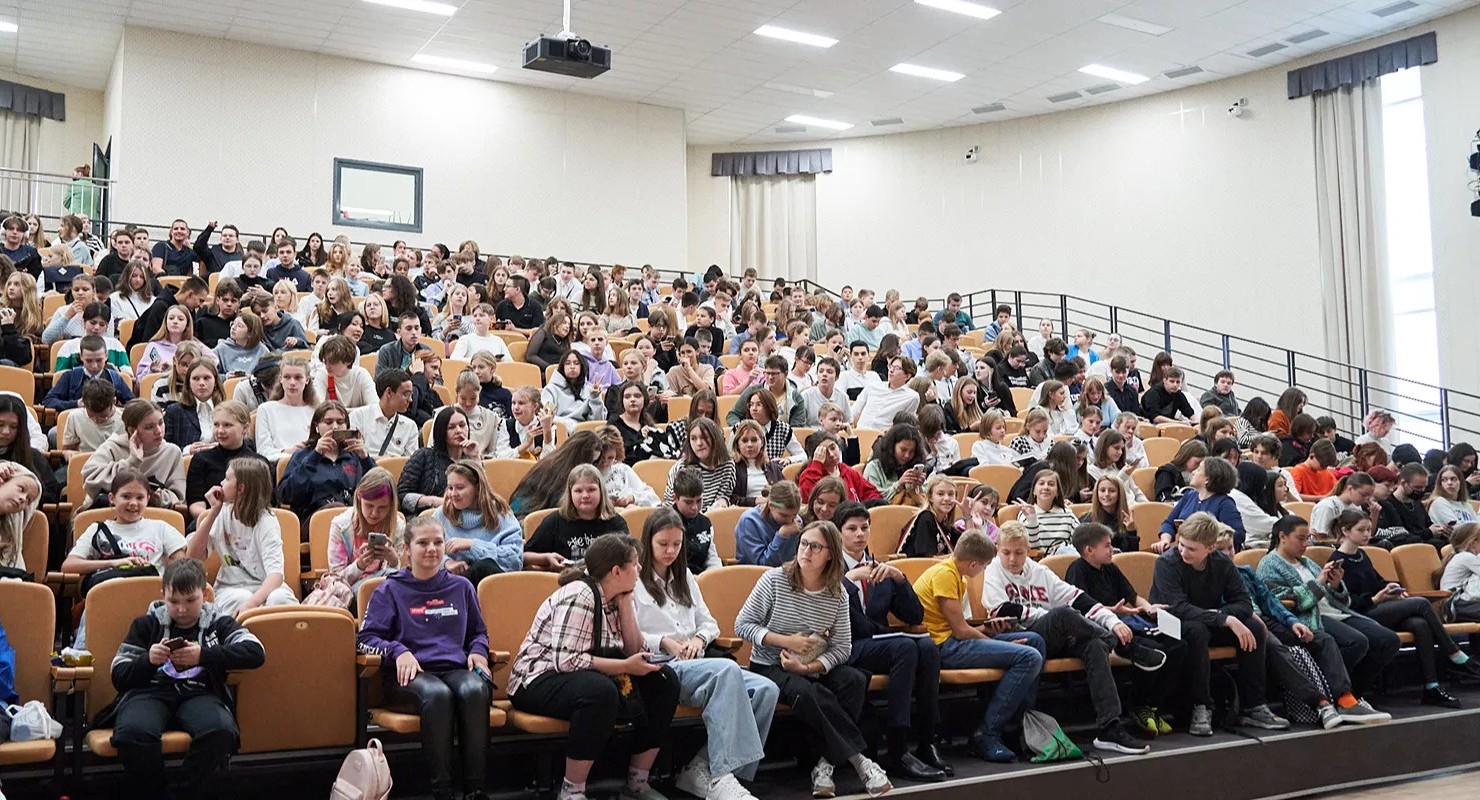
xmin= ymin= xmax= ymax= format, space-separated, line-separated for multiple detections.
xmin=358 ymin=515 xmax=492 ymax=800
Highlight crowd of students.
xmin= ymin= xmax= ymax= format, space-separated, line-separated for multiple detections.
xmin=4 ymin=217 xmax=1480 ymax=800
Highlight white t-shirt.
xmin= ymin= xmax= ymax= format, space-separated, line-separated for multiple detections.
xmin=210 ymin=503 xmax=286 ymax=589
xmin=853 ymin=383 xmax=920 ymax=431
xmin=451 ymin=332 xmax=512 ymax=361
xmin=254 ymin=401 xmax=315 ymax=461
xmin=972 ymin=439 xmax=1018 ymax=466
xmin=69 ymin=518 xmax=187 ymax=568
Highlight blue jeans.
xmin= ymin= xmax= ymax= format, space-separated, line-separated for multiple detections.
xmin=938 ymin=632 xmax=1045 ymax=739
xmin=672 ymin=657 xmax=778 ymax=781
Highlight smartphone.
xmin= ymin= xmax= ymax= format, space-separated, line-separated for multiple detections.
xmin=472 ymin=665 xmax=495 ymax=686
xmin=644 ymin=653 xmax=676 ymax=664
xmin=368 ymin=532 xmax=389 ymax=549
xmin=330 ymin=429 xmax=361 ymax=445
xmin=163 ymin=637 xmax=188 ymax=651
xmin=992 ymin=601 xmax=1025 ymax=620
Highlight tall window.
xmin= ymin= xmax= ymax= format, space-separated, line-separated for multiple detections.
xmin=1378 ymin=68 xmax=1439 ymax=445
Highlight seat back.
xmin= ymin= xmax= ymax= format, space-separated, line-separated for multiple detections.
xmin=890 ymin=557 xmax=943 ymax=585
xmin=0 ymin=365 xmax=34 ymax=405
xmin=967 ymin=464 xmax=1022 ymax=498
xmin=1130 ymin=502 xmax=1172 ymax=551
xmin=479 ymin=571 xmax=560 ymax=701
xmin=854 ymin=429 xmax=882 ymax=465
xmin=667 ymin=397 xmax=692 ymax=421
xmin=1285 ymin=501 xmax=1315 ymax=522
xmin=356 ymin=576 xmax=386 ymax=624
xmin=1009 ymin=388 xmax=1033 ymax=414
xmin=715 ymin=394 xmax=741 ymax=422
xmin=0 ymin=582 xmax=56 ymax=709
xmin=1137 ymin=423 xmax=1159 ymax=440
xmin=1304 ymin=545 xmax=1334 ymax=565
xmin=522 ymin=508 xmax=557 ymax=541
xmin=868 ymin=504 xmax=920 ymax=557
xmin=482 ymin=458 xmax=536 ymax=503
xmin=694 ymin=565 xmax=769 ymax=665
xmin=632 ymin=459 xmax=676 ymax=498
xmin=66 ymin=453 xmax=89 ymax=509
xmin=309 ymin=508 xmax=342 ymax=578
xmin=1141 ymin=437 xmax=1180 ymax=468
xmin=1157 ymin=424 xmax=1196 ymax=443
xmin=707 ymin=506 xmax=746 ymax=563
xmin=373 ymin=456 xmax=408 ymax=485
xmin=273 ymin=508 xmax=303 ymax=598
xmin=1131 ymin=468 xmax=1156 ymax=502
xmin=236 ymin=610 xmax=358 ymax=753
xmin=953 ymin=433 xmax=979 ymax=459
xmin=1234 ymin=549 xmax=1264 ymax=568
xmin=620 ymin=505 xmax=655 ymax=537
xmin=1113 ymin=551 xmax=1158 ymax=599
xmin=84 ymin=576 xmax=167 ymax=714
xmin=1363 ymin=545 xmax=1400 ymax=583
xmin=495 ymin=361 xmax=542 ymax=390
xmin=22 ymin=512 xmax=47 ymax=583
xmin=1391 ymin=543 xmax=1443 ymax=593
xmin=1040 ymin=553 xmax=1077 ymax=579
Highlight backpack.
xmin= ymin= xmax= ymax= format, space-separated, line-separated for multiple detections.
xmin=1279 ymin=644 xmax=1333 ymax=726
xmin=330 ymin=738 xmax=393 ymax=800
xmin=0 ymin=619 xmax=16 ymax=706
xmin=1021 ymin=709 xmax=1082 ymax=763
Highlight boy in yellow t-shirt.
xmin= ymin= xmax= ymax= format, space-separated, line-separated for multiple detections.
xmin=912 ymin=530 xmax=1045 ymax=763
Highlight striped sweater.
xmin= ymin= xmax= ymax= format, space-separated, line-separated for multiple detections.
xmin=1019 ymin=505 xmax=1078 ymax=553
xmin=735 ymin=568 xmax=853 ymax=672
xmin=663 ymin=460 xmax=737 ymax=513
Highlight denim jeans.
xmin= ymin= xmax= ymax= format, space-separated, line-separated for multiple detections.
xmin=938 ymin=632 xmax=1045 ymax=739
xmin=672 ymin=657 xmax=778 ymax=780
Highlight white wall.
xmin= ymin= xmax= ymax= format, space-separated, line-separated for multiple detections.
xmin=0 ymin=68 xmax=105 ymax=179
xmin=689 ymin=65 xmax=1322 ymax=356
xmin=106 ymin=26 xmax=688 ymax=268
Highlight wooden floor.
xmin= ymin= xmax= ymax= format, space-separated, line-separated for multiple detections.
xmin=1315 ymin=768 xmax=1480 ymax=799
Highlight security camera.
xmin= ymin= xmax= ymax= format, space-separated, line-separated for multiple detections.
xmin=1227 ymin=97 xmax=1248 ymax=118
xmin=965 ymin=145 xmax=980 ymax=163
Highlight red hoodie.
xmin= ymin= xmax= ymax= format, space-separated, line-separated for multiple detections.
xmin=798 ymin=460 xmax=882 ymax=503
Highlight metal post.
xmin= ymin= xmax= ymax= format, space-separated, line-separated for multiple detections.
xmin=1358 ymin=369 xmax=1370 ymax=418
xmin=1059 ymin=295 xmax=1069 ymax=345
xmin=1109 ymin=306 xmax=1119 ymax=335
xmin=1221 ymin=334 xmax=1231 ymax=370
xmin=1013 ymin=290 xmax=1023 ymax=334
xmin=1440 ymin=388 xmax=1452 ymax=449
xmin=1163 ymin=320 xmax=1172 ymax=354
xmin=1286 ymin=351 xmax=1297 ymax=386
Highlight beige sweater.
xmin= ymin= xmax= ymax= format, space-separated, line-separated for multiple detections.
xmin=80 ymin=434 xmax=186 ymax=511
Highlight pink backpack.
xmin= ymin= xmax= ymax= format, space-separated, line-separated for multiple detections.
xmin=330 ymin=738 xmax=393 ymax=800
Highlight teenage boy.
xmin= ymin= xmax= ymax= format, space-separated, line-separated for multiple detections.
xmin=1105 ymin=355 xmax=1143 ymax=418
xmin=105 ymin=560 xmax=265 ymax=798
xmin=151 ymin=219 xmax=197 ymax=276
xmin=266 ymin=239 xmax=311 ymax=291
xmin=1248 ymin=434 xmax=1302 ymax=502
xmin=495 ymin=276 xmax=543 ymax=336
xmin=0 ymin=215 xmax=39 ymax=274
xmin=195 ymin=279 xmax=242 ymax=348
xmin=727 ymin=310 xmax=767 ymax=355
xmin=935 ymin=294 xmax=975 ymax=333
xmin=1141 ymin=367 xmax=1196 ymax=424
xmin=43 ymin=335 xmax=134 ymax=411
xmin=834 ymin=502 xmax=950 ymax=781
xmin=670 ymin=468 xmax=721 ymax=573
xmin=1314 ymin=416 xmax=1357 ymax=463
xmin=852 ymin=355 xmax=919 ymax=431
xmin=683 ymin=306 xmax=725 ymax=355
xmin=646 ymin=313 xmax=678 ymax=372
xmin=1148 ymin=512 xmax=1288 ymax=735
xmin=1287 ymin=439 xmax=1338 ymax=500
xmin=452 ymin=303 xmax=513 ymax=361
xmin=52 ymin=303 xmax=132 ymax=380
xmin=61 ymin=378 xmax=124 ymax=461
xmin=313 ymin=336 xmax=376 ymax=409
xmin=846 ymin=305 xmax=886 ymax=350
xmin=729 ymin=356 xmax=807 ymax=428
xmin=1200 ymin=371 xmax=1240 ymax=417
xmin=375 ymin=313 xmax=431 ymax=376
xmin=95 ymin=228 xmax=135 ymax=282
xmin=913 ymin=531 xmax=1044 ymax=762
xmin=294 ymin=270 xmax=329 ymax=325
xmin=261 ymin=303 xmax=307 ymax=351
xmin=692 ymin=329 xmax=723 ymax=372
xmin=348 ymin=369 xmax=420 ymax=458
xmin=1377 ymin=463 xmax=1448 ymax=547
xmin=802 ymin=356 xmax=851 ymax=426
xmin=837 ymin=341 xmax=876 ymax=402
xmin=984 ymin=523 xmax=1155 ymax=755
xmin=128 ymin=277 xmax=209 ymax=348
xmin=554 ymin=262 xmax=582 ymax=304
xmin=734 ymin=481 xmax=803 ymax=567
xmin=192 ymin=221 xmax=244 ymax=275
xmin=1027 ymin=338 xmax=1066 ymax=387
xmin=41 ymin=273 xmax=100 ymax=344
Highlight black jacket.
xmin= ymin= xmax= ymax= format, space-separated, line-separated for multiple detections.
xmin=127 ymin=288 xmax=180 ymax=348
xmin=0 ymin=323 xmax=32 ymax=369
xmin=397 ymin=447 xmax=455 ymax=515
xmin=409 ymin=374 xmax=441 ymax=426
xmin=186 ymin=444 xmax=269 ymax=507
xmin=163 ymin=402 xmax=207 ymax=450
xmin=195 ymin=312 xmax=233 ymax=349
xmin=1140 ymin=385 xmax=1194 ymax=422
xmin=1148 ymin=548 xmax=1253 ymax=628
xmin=1105 ymin=378 xmax=1142 ymax=418
xmin=844 ymin=554 xmax=925 ymax=640
xmin=94 ymin=600 xmax=265 ymax=729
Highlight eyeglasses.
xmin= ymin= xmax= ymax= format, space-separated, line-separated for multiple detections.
xmin=798 ymin=540 xmax=828 ymax=553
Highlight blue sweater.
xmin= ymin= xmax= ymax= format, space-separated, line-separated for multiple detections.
xmin=735 ymin=506 xmax=798 ymax=567
xmin=43 ymin=366 xmax=133 ymax=411
xmin=432 ymin=508 xmax=524 ymax=575
xmin=1160 ymin=491 xmax=1246 ymax=548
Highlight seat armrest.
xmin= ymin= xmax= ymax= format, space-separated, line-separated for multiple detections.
xmin=712 ymin=637 xmax=743 ymax=652
xmin=357 ymin=653 xmax=383 ymax=679
xmin=51 ymin=664 xmax=92 ymax=694
xmin=489 ymin=650 xmax=512 ymax=667
xmin=1410 ymin=590 xmax=1449 ymax=600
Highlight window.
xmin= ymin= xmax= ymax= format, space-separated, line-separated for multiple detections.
xmin=1378 ymin=68 xmax=1439 ymax=446
xmin=332 ymin=159 xmax=423 ymax=233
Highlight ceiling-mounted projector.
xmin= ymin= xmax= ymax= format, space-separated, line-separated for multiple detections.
xmin=522 ymin=36 xmax=610 ymax=78
xmin=522 ymin=0 xmax=609 ymax=78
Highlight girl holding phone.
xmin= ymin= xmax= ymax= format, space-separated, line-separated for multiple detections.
xmin=326 ymin=467 xmax=403 ymax=597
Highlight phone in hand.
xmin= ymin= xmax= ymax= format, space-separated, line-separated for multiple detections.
xmin=163 ymin=637 xmax=188 ymax=651
xmin=368 ymin=532 xmax=389 ymax=549
xmin=644 ymin=653 xmax=676 ymax=664
xmin=330 ymin=429 xmax=361 ymax=445
xmin=992 ymin=601 xmax=1025 ymax=620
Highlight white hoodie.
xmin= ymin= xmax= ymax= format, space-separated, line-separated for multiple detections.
xmin=982 ymin=558 xmax=1121 ymax=632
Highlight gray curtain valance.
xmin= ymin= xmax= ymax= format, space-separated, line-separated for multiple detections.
xmin=1287 ymin=32 xmax=1436 ymax=100
xmin=712 ymin=149 xmax=832 ymax=177
xmin=0 ymin=81 xmax=65 ymax=122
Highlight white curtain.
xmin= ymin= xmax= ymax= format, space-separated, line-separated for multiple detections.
xmin=1313 ymin=79 xmax=1387 ymax=425
xmin=729 ymin=173 xmax=817 ymax=283
xmin=0 ymin=111 xmax=39 ymax=214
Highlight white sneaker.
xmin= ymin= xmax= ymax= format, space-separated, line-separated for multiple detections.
xmin=854 ymin=756 xmax=893 ymax=797
xmin=706 ymin=773 xmax=757 ymax=800
xmin=675 ymin=754 xmax=711 ymax=798
xmin=811 ymin=758 xmax=836 ymax=799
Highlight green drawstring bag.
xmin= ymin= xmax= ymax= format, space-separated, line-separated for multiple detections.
xmin=1022 ymin=710 xmax=1083 ymax=763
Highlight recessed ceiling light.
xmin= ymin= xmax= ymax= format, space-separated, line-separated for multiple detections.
xmin=363 ymin=0 xmax=457 ymax=17
xmin=890 ymin=63 xmax=965 ymax=82
xmin=785 ymin=114 xmax=853 ymax=131
xmin=411 ymin=54 xmax=497 ymax=73
xmin=754 ymin=25 xmax=838 ymax=48
xmin=1078 ymin=63 xmax=1149 ymax=85
xmin=1097 ymin=13 xmax=1172 ymax=36
xmin=0 ymin=21 xmax=16 ymax=34
xmin=913 ymin=0 xmax=1001 ymax=21
xmin=763 ymin=82 xmax=835 ymax=99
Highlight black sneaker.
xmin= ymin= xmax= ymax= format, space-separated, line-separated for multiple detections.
xmin=1120 ymin=641 xmax=1168 ymax=672
xmin=1092 ymin=721 xmax=1151 ymax=755
xmin=1445 ymin=659 xmax=1480 ymax=682
xmin=1422 ymin=686 xmax=1463 ymax=709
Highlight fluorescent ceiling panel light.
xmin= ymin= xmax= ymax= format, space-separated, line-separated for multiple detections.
xmin=411 ymin=54 xmax=497 ymax=73
xmin=913 ymin=0 xmax=1001 ymax=21
xmin=753 ymin=24 xmax=838 ymax=48
xmin=1097 ymin=13 xmax=1172 ymax=36
xmin=890 ymin=63 xmax=965 ymax=82
xmin=363 ymin=0 xmax=457 ymax=16
xmin=1078 ymin=63 xmax=1148 ymax=85
xmin=785 ymin=114 xmax=852 ymax=131
xmin=764 ymin=82 xmax=835 ymax=99
xmin=0 ymin=21 xmax=16 ymax=33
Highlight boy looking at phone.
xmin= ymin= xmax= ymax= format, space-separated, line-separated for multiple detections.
xmin=104 ymin=559 xmax=266 ymax=797
xmin=913 ymin=530 xmax=1045 ymax=763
